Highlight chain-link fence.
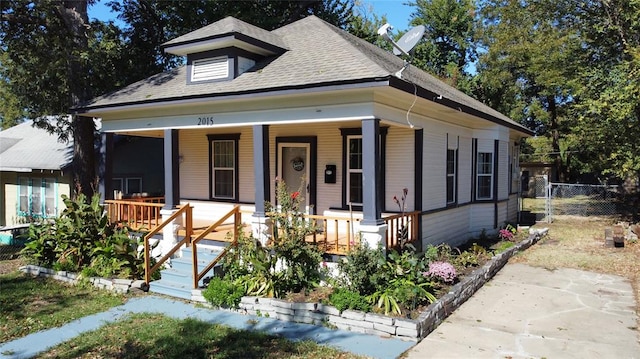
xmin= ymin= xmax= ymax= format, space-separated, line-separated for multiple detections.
xmin=546 ymin=183 xmax=619 ymax=222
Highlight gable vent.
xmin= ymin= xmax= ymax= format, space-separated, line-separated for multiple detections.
xmin=191 ymin=57 xmax=229 ymax=82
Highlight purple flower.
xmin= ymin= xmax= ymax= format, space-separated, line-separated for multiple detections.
xmin=425 ymin=261 xmax=457 ymax=283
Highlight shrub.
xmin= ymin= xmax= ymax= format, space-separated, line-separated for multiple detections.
xmin=202 ymin=277 xmax=245 ymax=309
xmin=21 ymin=194 xmax=146 ymax=279
xmin=337 ymin=243 xmax=385 ymax=296
xmin=329 ymin=288 xmax=371 ymax=312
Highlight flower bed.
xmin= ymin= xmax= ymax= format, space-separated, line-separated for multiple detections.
xmin=192 ymin=228 xmax=548 ymax=340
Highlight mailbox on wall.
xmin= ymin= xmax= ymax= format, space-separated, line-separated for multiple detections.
xmin=324 ymin=164 xmax=336 ymax=183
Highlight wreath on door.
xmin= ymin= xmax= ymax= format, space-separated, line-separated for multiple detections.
xmin=291 ymin=157 xmax=305 ymax=171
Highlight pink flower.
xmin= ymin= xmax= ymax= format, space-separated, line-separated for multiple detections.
xmin=291 ymin=191 xmax=300 ymax=200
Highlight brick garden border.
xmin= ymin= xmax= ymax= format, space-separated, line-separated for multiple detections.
xmin=192 ymin=228 xmax=548 ymax=341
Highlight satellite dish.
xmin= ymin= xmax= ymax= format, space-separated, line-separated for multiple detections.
xmin=377 ymin=23 xmax=425 ymax=57
xmin=393 ymin=25 xmax=426 ymax=56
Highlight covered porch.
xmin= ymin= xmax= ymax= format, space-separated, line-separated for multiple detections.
xmin=99 ymin=111 xmax=426 ymax=257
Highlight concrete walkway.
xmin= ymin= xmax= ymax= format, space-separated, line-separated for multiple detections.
xmin=0 ymin=296 xmax=414 ymax=359
xmin=405 ymin=263 xmax=640 ymax=359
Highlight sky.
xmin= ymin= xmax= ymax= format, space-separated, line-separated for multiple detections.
xmin=89 ymin=0 xmax=416 ymax=32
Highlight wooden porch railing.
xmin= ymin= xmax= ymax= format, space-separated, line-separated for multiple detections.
xmin=105 ymin=198 xmax=164 ymax=231
xmin=143 ymin=204 xmax=193 ymax=284
xmin=269 ymin=211 xmax=421 ymax=255
xmin=106 ymin=198 xmax=420 ymax=283
xmin=384 ymin=211 xmax=420 ymax=250
xmin=190 ymin=205 xmax=242 ymax=288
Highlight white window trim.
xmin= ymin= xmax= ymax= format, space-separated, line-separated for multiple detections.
xmin=476 ymin=152 xmax=494 ymax=200
xmin=447 ymin=149 xmax=457 ymax=204
xmin=346 ymin=135 xmax=363 ymax=206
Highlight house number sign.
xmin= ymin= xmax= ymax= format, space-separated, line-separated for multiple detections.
xmin=291 ymin=157 xmax=305 ymax=171
xmin=197 ymin=116 xmax=215 ymax=126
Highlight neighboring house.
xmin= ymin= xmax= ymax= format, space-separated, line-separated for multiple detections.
xmin=78 ymin=16 xmax=533 ymax=250
xmin=0 ymin=120 xmax=72 ymax=227
xmin=0 ymin=120 xmax=164 ymax=228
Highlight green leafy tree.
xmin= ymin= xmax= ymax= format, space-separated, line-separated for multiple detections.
xmin=569 ymin=0 xmax=640 ymax=182
xmin=0 ymin=0 xmax=113 ymax=198
xmin=408 ymin=0 xmax=477 ymax=89
xmin=475 ymin=0 xmax=581 ymax=182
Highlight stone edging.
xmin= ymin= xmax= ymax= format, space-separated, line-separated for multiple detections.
xmin=192 ymin=228 xmax=549 ymax=341
xmin=19 ymin=265 xmax=148 ymax=294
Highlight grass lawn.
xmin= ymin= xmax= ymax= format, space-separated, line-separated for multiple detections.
xmin=37 ymin=313 xmax=364 ymax=359
xmin=0 ymin=269 xmax=127 ymax=343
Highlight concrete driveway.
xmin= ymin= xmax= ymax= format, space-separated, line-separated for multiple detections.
xmin=404 ymin=263 xmax=640 ymax=359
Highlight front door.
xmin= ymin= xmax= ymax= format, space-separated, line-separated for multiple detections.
xmin=278 ymin=142 xmax=311 ymax=213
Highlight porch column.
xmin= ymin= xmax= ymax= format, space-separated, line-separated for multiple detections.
xmin=160 ymin=129 xmax=181 ymax=257
xmin=360 ymin=119 xmax=387 ymax=249
xmin=98 ymin=132 xmax=113 ymax=202
xmin=163 ymin=129 xmax=180 ymax=210
xmin=252 ymin=125 xmax=271 ymax=244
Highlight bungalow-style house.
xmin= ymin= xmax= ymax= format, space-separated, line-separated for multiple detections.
xmin=0 ymin=120 xmax=163 ymax=230
xmin=78 ymin=15 xmax=533 ymax=255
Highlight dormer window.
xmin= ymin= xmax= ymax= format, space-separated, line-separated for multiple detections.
xmin=191 ymin=56 xmax=229 ymax=82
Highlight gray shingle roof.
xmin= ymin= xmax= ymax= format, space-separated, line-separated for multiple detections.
xmin=0 ymin=120 xmax=73 ymax=172
xmin=162 ymin=16 xmax=288 ymax=51
xmin=81 ymin=16 xmax=531 ymax=134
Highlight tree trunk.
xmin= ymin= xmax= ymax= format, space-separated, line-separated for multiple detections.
xmin=57 ymin=1 xmax=95 ymax=200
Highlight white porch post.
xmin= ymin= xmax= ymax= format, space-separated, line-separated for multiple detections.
xmin=361 ymin=119 xmax=387 ymax=250
xmin=252 ymin=124 xmax=272 ymax=245
xmin=159 ymin=129 xmax=181 ymax=257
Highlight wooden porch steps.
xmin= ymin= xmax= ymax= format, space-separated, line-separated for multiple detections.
xmin=149 ymin=245 xmax=225 ymax=300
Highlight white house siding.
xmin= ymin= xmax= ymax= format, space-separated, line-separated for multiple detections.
xmin=469 ymin=202 xmax=496 ymax=237
xmin=385 ymin=127 xmax=415 ymax=212
xmin=457 ymin=136 xmax=473 ymax=204
xmin=422 ymin=124 xmax=447 ymax=211
xmin=179 ymin=127 xmax=255 ymax=202
xmin=498 ymin=140 xmax=509 ymax=200
xmin=421 ymin=206 xmax=471 ymax=248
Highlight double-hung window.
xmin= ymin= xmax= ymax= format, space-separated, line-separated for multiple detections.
xmin=18 ymin=177 xmax=57 ymax=218
xmin=347 ymin=135 xmax=363 ymax=206
xmin=476 ymin=152 xmax=493 ymax=200
xmin=446 ymin=149 xmax=457 ymax=204
xmin=208 ymin=134 xmax=240 ymax=200
xmin=112 ymin=177 xmax=142 ymax=195
xmin=340 ymin=127 xmax=387 ymax=209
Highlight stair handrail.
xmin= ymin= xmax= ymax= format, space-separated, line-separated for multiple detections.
xmin=144 ymin=204 xmax=193 ymax=284
xmin=191 ymin=205 xmax=241 ymax=288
